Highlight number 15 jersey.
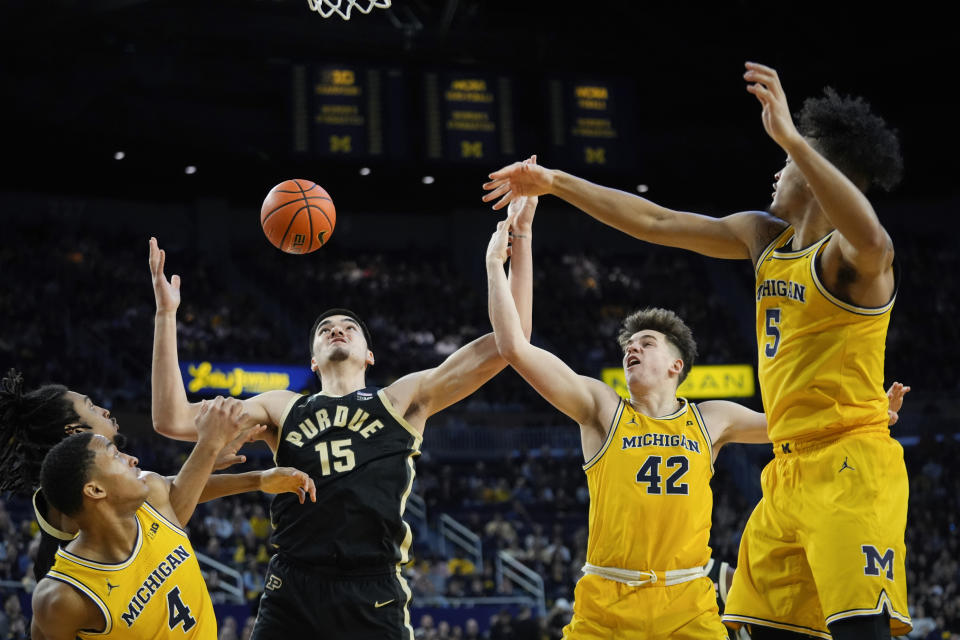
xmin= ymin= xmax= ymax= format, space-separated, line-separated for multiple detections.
xmin=270 ymin=387 xmax=422 ymax=569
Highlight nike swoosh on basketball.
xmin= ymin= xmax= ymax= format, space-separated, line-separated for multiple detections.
xmin=375 ymin=599 xmax=395 ymax=608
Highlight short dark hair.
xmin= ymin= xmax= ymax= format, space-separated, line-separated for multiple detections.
xmin=617 ymin=308 xmax=698 ymax=385
xmin=40 ymin=432 xmax=97 ymax=517
xmin=797 ymin=88 xmax=903 ymax=193
xmin=308 ymin=308 xmax=372 ymax=357
xmin=0 ymin=369 xmax=81 ymax=494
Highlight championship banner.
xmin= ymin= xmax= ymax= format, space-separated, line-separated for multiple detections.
xmin=296 ymin=63 xmax=407 ymax=159
xmin=547 ymin=75 xmax=637 ymax=169
xmin=423 ymin=70 xmax=516 ymax=163
xmin=601 ymin=364 xmax=755 ymax=400
xmin=181 ymin=362 xmax=315 ymax=398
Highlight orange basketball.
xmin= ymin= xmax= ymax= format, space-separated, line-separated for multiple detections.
xmin=260 ymin=179 xmax=336 ymax=254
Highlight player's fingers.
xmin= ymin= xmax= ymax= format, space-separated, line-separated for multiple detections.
xmin=888 ymin=410 xmax=899 ymax=426
xmin=171 ymin=274 xmax=181 ymax=290
xmin=307 ymin=476 xmax=317 ymax=502
xmin=488 ymin=162 xmax=520 ymax=180
xmin=492 ymin=191 xmax=513 ymax=211
xmin=484 ymin=182 xmax=511 ymax=201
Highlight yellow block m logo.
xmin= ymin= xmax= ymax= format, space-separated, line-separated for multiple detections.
xmin=585 ymin=147 xmax=606 ymax=164
xmin=461 ymin=141 xmax=483 ymax=158
xmin=330 ymin=135 xmax=352 ymax=153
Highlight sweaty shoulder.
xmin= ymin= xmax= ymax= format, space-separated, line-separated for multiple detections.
xmin=724 ymin=211 xmax=789 ymax=264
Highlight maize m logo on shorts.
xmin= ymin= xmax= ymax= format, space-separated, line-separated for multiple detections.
xmin=862 ymin=545 xmax=895 ymax=580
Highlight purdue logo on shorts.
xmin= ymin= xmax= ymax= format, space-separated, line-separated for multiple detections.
xmin=265 ymin=574 xmax=283 ymax=591
xmin=861 ymin=544 xmax=895 ymax=580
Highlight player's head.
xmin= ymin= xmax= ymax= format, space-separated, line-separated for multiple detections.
xmin=40 ymin=432 xmax=147 ymax=518
xmin=617 ymin=308 xmax=697 ymax=391
xmin=308 ymin=308 xmax=375 ymax=377
xmin=771 ymin=88 xmax=903 ymax=215
xmin=0 ymin=369 xmax=123 ymax=495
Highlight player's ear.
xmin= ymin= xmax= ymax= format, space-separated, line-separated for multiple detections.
xmin=669 ymin=358 xmax=684 ymax=378
xmin=310 ymin=356 xmax=319 ymax=372
xmin=366 ymin=350 xmax=375 ymax=367
xmin=83 ymin=479 xmax=107 ymax=502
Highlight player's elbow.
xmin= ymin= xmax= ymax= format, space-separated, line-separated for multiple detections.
xmin=494 ymin=333 xmax=525 ymax=363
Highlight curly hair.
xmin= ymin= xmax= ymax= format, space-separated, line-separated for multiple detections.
xmin=40 ymin=432 xmax=97 ymax=517
xmin=0 ymin=369 xmax=80 ymax=495
xmin=797 ymin=87 xmax=903 ymax=192
xmin=617 ymin=308 xmax=698 ymax=385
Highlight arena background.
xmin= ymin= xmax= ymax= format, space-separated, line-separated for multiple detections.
xmin=1 ymin=1 xmax=957 ymax=638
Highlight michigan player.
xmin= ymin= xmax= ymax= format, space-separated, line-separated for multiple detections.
xmin=483 ymin=63 xmax=907 ymax=639
xmin=29 ymin=397 xmax=253 ymax=639
xmin=487 ymin=219 xmax=773 ymax=637
xmin=0 ymin=369 xmax=316 ymax=583
xmin=146 ymin=199 xmax=535 ymax=639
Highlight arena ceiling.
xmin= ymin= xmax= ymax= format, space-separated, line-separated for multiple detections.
xmin=1 ymin=1 xmax=953 ymax=210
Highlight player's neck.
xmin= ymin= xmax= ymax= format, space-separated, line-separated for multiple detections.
xmin=627 ymin=387 xmax=681 ymax=418
xmin=319 ymin=366 xmax=366 ymax=397
xmin=784 ymin=201 xmax=833 ymax=249
xmin=71 ymin=508 xmax=140 ymax=564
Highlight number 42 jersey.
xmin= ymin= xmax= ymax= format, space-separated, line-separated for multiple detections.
xmin=270 ymin=387 xmax=423 ymax=569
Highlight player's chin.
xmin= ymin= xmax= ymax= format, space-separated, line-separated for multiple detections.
xmin=327 ymin=347 xmax=351 ymax=363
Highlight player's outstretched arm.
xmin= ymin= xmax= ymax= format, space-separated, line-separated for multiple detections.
xmin=483 ymin=155 xmax=773 ymax=261
xmin=31 ymin=578 xmax=104 ymax=640
xmin=382 ymin=202 xmax=535 ymax=432
xmin=700 ymin=380 xmax=910 ymax=458
xmin=743 ymin=62 xmax=894 ymax=279
xmin=698 ymin=401 xmax=769 ymax=460
xmin=149 ymin=237 xmax=294 ymax=450
xmin=486 ymin=216 xmax=618 ymax=431
xmin=196 ymin=467 xmax=317 ymax=505
xmin=151 ymin=396 xmax=256 ymax=526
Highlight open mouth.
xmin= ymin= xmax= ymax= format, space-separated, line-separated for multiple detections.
xmin=626 ymin=357 xmax=641 ymax=368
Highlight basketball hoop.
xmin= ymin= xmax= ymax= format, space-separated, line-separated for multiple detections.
xmin=306 ymin=0 xmax=391 ymax=20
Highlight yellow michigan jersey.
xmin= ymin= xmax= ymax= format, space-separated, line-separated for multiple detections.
xmin=583 ymin=397 xmax=714 ymax=571
xmin=46 ymin=501 xmax=216 ymax=639
xmin=725 ymin=227 xmax=911 ymax=638
xmin=561 ymin=398 xmax=728 ymax=639
xmin=755 ymin=227 xmax=894 ymax=444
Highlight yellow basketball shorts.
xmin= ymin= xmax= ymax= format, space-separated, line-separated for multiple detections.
xmin=562 ymin=574 xmax=728 ymax=639
xmin=722 ymin=428 xmax=911 ymax=638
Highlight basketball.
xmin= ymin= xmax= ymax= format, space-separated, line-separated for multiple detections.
xmin=260 ymin=179 xmax=336 ymax=254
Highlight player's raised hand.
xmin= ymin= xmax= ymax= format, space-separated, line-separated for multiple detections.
xmin=486 ymin=206 xmax=522 ymax=266
xmin=195 ymin=396 xmax=248 ymax=450
xmin=483 ymin=154 xmax=554 ymax=211
xmin=886 ymin=382 xmax=911 ymax=426
xmin=213 ymin=423 xmax=268 ymax=470
xmin=149 ymin=237 xmax=181 ymax=314
xmin=743 ymin=62 xmax=804 ymax=152
xmin=260 ymin=467 xmax=318 ymax=504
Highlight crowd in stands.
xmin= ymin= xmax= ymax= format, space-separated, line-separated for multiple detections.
xmin=1 ymin=429 xmax=958 ymax=638
xmin=2 ymin=205 xmax=959 ymax=638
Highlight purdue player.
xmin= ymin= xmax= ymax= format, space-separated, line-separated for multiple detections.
xmin=30 ymin=397 xmax=252 ymax=639
xmin=483 ymin=63 xmax=907 ymax=639
xmin=147 ymin=199 xmax=535 ymax=639
xmin=0 ymin=369 xmax=316 ymax=583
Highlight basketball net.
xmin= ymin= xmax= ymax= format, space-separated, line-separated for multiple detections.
xmin=306 ymin=0 xmax=391 ymax=20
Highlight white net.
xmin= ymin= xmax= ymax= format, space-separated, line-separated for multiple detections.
xmin=306 ymin=0 xmax=391 ymax=20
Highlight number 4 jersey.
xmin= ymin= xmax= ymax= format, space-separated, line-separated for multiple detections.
xmin=583 ymin=397 xmax=714 ymax=572
xmin=270 ymin=387 xmax=422 ymax=568
xmin=46 ymin=502 xmax=215 ymax=639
